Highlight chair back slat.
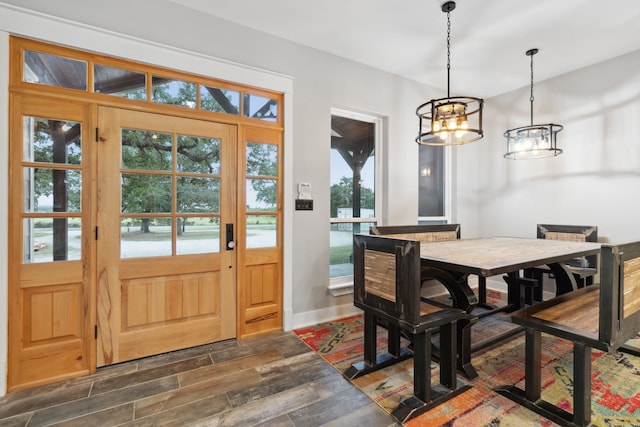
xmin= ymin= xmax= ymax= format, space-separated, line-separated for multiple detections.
xmin=379 ymin=230 xmax=458 ymax=243
xmin=363 ymin=249 xmax=396 ymax=302
xmin=623 ymin=256 xmax=640 ymax=319
xmin=370 ymin=224 xmax=460 ymax=244
xmin=537 ymin=224 xmax=597 ymax=268
xmin=545 ymin=231 xmax=586 ymax=242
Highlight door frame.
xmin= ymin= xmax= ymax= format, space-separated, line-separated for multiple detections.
xmin=3 ymin=32 xmax=292 ymax=392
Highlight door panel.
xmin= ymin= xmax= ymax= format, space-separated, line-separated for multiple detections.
xmin=8 ymin=95 xmax=94 ymax=391
xmin=96 ymin=107 xmax=236 ymax=365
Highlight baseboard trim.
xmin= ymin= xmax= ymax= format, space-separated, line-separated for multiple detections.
xmin=290 ymin=304 xmax=362 ymax=330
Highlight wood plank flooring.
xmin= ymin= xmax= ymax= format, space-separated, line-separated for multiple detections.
xmin=0 ymin=331 xmax=399 ymax=427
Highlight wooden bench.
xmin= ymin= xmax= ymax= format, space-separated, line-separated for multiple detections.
xmin=495 ymin=241 xmax=640 ymax=427
xmin=344 ymin=234 xmax=471 ymax=422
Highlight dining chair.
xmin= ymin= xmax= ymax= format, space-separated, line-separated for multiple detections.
xmin=524 ymin=224 xmax=598 ymax=303
xmin=346 ymin=233 xmax=470 ymax=422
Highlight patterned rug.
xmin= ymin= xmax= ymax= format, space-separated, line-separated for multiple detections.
xmin=294 ymin=313 xmax=640 ymax=426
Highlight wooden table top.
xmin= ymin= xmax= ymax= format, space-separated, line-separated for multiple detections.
xmin=419 ymin=237 xmax=601 ymax=277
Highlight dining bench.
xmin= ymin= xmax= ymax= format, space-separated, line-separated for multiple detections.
xmin=495 ymin=241 xmax=640 ymax=427
xmin=344 ymin=234 xmax=471 ymax=422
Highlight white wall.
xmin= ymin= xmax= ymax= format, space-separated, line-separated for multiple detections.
xmin=457 ymin=49 xmax=640 ymax=243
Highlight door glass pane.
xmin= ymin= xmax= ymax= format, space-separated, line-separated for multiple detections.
xmin=246 ymin=142 xmax=277 ymax=176
xmin=176 ymin=217 xmax=220 ymax=255
xmin=151 ymin=76 xmax=196 ymax=108
xmin=23 ymin=50 xmax=87 ymax=91
xmin=121 ymin=174 xmax=172 ymax=213
xmin=200 ymin=86 xmax=239 ymax=115
xmin=23 ymin=117 xmax=82 ymax=164
xmin=94 ymin=64 xmax=146 ymax=100
xmin=121 ymin=129 xmax=172 ymax=171
xmin=246 ymin=179 xmax=277 ymax=211
xmin=418 ymin=145 xmax=445 ymax=217
xmin=120 ymin=217 xmax=172 ymax=258
xmin=177 ymin=177 xmax=220 ymax=213
xmin=243 ymin=93 xmax=277 ymax=122
xmin=24 ymin=168 xmax=81 ymax=213
xmin=246 ymin=215 xmax=277 ymax=248
xmin=23 ymin=218 xmax=82 ymax=263
xmin=177 ymin=135 xmax=221 ymax=174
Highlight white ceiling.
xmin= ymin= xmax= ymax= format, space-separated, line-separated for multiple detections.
xmin=5 ymin=0 xmax=640 ymax=98
xmin=168 ymin=0 xmax=640 ymax=98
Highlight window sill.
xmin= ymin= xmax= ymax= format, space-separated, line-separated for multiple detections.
xmin=328 ymin=279 xmax=354 ymax=297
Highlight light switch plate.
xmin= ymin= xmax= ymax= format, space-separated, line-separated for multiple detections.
xmin=295 ymin=199 xmax=313 ymax=210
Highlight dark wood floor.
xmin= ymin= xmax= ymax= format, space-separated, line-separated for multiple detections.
xmin=0 ymin=331 xmax=399 ymax=427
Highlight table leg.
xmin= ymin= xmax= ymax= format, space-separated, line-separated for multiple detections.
xmin=547 ymin=263 xmax=578 ymax=296
xmin=456 ymin=316 xmax=478 ymax=379
xmin=505 ymin=271 xmax=522 ymax=310
xmin=420 ymin=266 xmax=477 ymax=313
xmin=478 ymin=276 xmax=487 ymax=304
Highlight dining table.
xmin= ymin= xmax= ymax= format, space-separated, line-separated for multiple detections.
xmin=418 ymin=236 xmax=602 ymax=378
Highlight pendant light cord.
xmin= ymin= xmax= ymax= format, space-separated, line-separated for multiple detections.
xmin=446 ymin=10 xmax=451 ymax=98
xmin=529 ymin=51 xmax=535 ymax=126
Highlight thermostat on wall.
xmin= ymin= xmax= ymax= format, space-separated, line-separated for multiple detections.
xmin=296 ymin=183 xmax=313 ymax=210
xmin=297 ymin=183 xmax=312 ymax=199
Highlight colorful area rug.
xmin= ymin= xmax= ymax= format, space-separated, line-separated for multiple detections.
xmin=294 ymin=313 xmax=640 ymax=426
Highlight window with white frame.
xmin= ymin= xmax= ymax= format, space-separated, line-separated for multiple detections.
xmin=329 ymin=109 xmax=381 ymax=292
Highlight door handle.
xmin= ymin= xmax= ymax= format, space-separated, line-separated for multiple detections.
xmin=225 ymin=223 xmax=235 ymax=250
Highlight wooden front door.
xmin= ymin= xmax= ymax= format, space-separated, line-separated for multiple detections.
xmin=96 ymin=107 xmax=237 ymax=365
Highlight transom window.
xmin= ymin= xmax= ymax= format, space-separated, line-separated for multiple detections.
xmin=21 ymin=44 xmax=280 ymax=123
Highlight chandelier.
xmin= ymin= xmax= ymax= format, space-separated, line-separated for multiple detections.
xmin=416 ymin=1 xmax=484 ymax=146
xmin=504 ymin=48 xmax=563 ymax=159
